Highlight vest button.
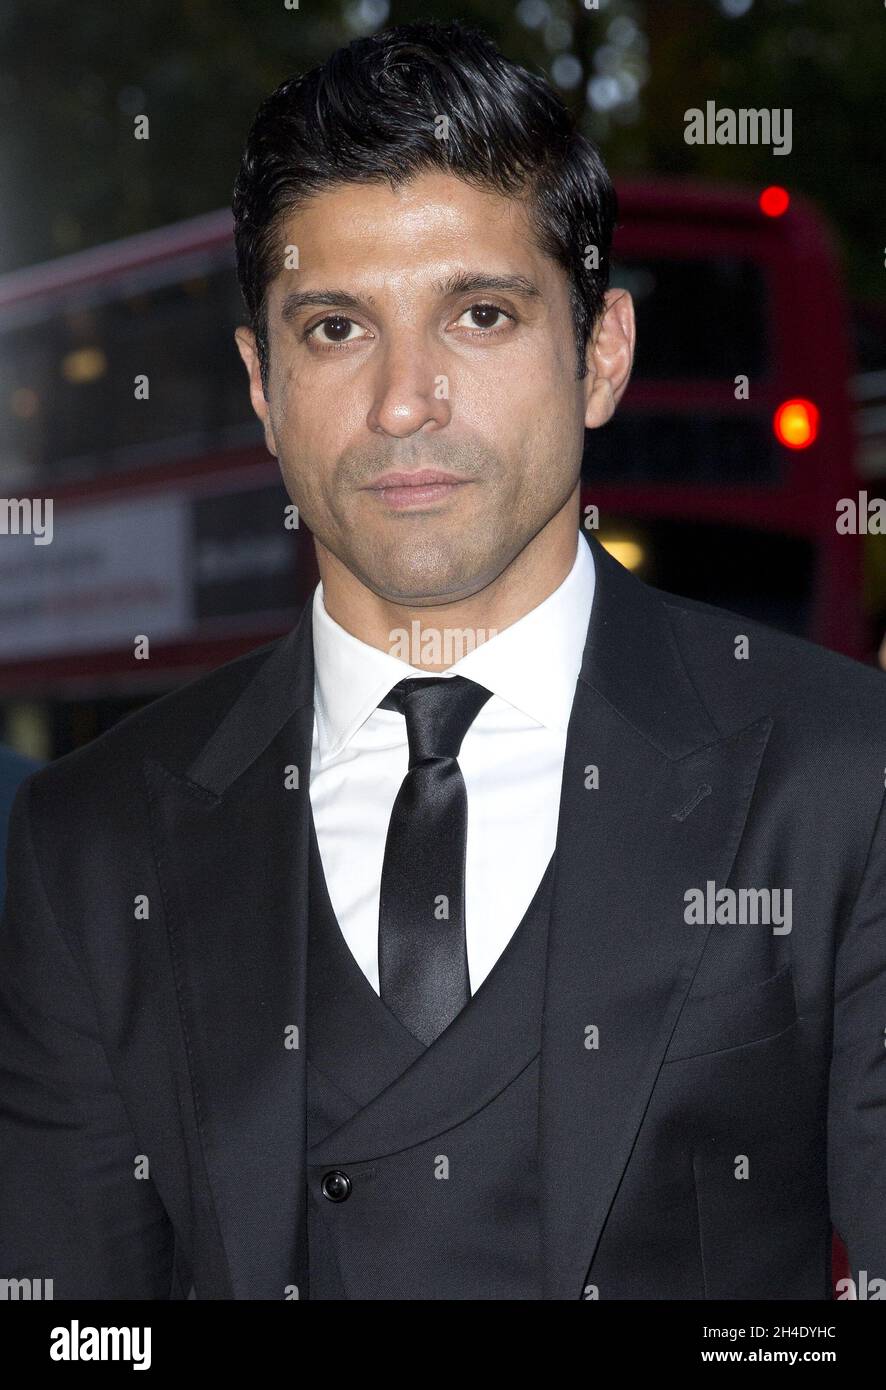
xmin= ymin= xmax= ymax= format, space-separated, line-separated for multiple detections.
xmin=321 ymin=1170 xmax=352 ymax=1203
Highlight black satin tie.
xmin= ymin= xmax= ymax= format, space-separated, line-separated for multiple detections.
xmin=377 ymin=675 xmax=493 ymax=1046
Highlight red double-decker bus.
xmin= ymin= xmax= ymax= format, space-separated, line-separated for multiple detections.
xmin=0 ymin=179 xmax=874 ymax=762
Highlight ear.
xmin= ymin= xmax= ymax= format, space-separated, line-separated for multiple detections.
xmin=234 ymin=326 xmax=278 ymax=458
xmin=583 ymin=288 xmax=636 ymax=430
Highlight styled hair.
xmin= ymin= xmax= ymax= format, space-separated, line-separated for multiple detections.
xmin=232 ymin=18 xmax=617 ymax=393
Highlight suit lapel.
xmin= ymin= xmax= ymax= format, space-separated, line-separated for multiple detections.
xmin=144 ymin=600 xmax=316 ymax=1299
xmin=539 ymin=534 xmax=772 ymax=1298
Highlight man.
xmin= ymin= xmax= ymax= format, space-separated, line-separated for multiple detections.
xmin=1 ymin=19 xmax=884 ymax=1301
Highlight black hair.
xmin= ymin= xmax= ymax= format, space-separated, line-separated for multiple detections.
xmin=232 ymin=17 xmax=617 ymax=394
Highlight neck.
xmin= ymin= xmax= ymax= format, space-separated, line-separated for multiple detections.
xmin=316 ymin=486 xmax=581 ymax=672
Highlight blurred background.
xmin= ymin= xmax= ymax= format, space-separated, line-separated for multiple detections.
xmin=1 ymin=0 xmax=885 ymax=765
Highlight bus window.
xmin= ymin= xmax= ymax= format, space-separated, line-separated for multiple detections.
xmin=586 ymin=254 xmax=779 ymax=484
xmin=597 ymin=518 xmax=816 ymax=640
xmin=612 ymin=256 xmax=769 ymax=381
xmin=583 ymin=411 xmax=779 ymax=485
xmin=0 ymin=265 xmax=259 ymax=485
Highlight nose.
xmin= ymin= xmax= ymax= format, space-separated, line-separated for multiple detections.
xmin=366 ymin=337 xmax=453 ymax=438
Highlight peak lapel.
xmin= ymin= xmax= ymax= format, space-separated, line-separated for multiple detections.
xmin=144 ymin=599 xmax=315 ymax=1299
xmin=540 ymin=535 xmax=772 ymax=1298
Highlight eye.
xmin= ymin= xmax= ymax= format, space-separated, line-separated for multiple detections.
xmin=304 ymin=315 xmax=370 ymax=349
xmin=454 ymin=302 xmax=515 ymax=333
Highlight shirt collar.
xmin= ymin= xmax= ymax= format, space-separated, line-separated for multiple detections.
xmin=312 ymin=530 xmax=595 ymax=760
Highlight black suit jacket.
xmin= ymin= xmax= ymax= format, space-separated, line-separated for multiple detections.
xmin=2 ymin=532 xmax=885 ymax=1300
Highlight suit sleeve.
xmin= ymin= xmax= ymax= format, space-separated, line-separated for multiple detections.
xmin=827 ymin=786 xmax=886 ymax=1286
xmin=0 ymin=775 xmax=175 ymax=1298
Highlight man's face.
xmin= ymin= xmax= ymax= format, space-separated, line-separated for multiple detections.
xmin=236 ymin=171 xmax=631 ymax=606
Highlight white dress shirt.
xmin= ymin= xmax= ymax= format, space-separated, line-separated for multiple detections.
xmin=309 ymin=530 xmax=596 ymax=994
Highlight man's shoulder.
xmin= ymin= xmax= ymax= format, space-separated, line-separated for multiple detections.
xmin=24 ymin=634 xmax=288 ymax=812
xmin=656 ymin=586 xmax=886 ymax=730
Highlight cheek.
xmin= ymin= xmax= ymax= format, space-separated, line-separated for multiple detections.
xmin=271 ymin=367 xmax=348 ymax=466
xmin=454 ymin=371 xmax=535 ymax=449
xmin=517 ymin=396 xmax=586 ymax=501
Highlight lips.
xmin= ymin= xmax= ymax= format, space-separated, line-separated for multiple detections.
xmin=362 ymin=469 xmax=469 ymax=511
xmin=365 ymin=470 xmax=464 ymax=489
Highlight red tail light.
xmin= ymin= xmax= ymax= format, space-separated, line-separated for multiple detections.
xmin=774 ymin=398 xmax=819 ymax=449
xmin=760 ymin=186 xmax=790 ymax=218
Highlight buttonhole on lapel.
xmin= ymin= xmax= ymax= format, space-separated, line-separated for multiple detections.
xmin=672 ymin=783 xmax=712 ymax=822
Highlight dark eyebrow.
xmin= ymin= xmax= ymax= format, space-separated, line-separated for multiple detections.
xmin=434 ymin=272 xmax=542 ymax=302
xmin=279 ymin=289 xmax=370 ymax=323
xmin=278 ymin=272 xmax=542 ymax=325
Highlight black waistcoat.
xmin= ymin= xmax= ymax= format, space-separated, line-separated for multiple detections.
xmin=304 ymin=809 xmax=555 ymax=1300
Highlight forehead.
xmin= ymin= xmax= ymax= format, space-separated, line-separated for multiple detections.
xmin=268 ymin=171 xmax=551 ymax=288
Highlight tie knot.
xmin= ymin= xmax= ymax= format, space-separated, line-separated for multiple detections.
xmin=379 ymin=674 xmax=492 ymax=765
